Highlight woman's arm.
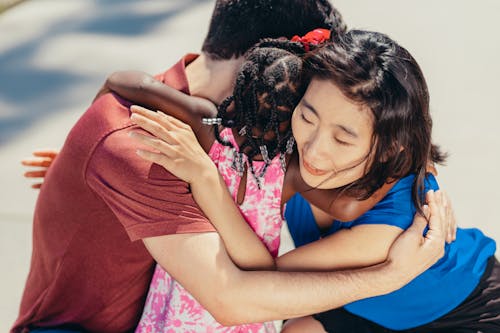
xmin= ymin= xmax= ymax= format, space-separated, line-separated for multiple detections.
xmin=129 ymin=110 xmax=275 ymax=270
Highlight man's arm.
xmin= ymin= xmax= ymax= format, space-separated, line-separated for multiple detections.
xmin=144 ymin=190 xmax=446 ymax=326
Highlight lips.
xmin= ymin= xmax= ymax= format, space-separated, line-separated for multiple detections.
xmin=302 ymin=159 xmax=329 ymax=176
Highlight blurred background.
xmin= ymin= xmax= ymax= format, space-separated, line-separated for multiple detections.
xmin=1 ymin=0 xmax=499 ymax=330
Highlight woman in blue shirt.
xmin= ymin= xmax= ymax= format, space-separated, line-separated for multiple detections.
xmin=285 ymin=175 xmax=497 ymax=332
xmin=280 ymin=31 xmax=498 ymax=333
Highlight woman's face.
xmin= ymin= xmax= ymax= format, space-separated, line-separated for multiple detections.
xmin=291 ymin=78 xmax=375 ymax=189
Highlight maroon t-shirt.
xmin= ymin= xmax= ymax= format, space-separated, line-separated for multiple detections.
xmin=12 ymin=54 xmax=216 ymax=333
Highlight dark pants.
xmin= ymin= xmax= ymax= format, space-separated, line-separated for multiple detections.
xmin=314 ymin=257 xmax=500 ymax=333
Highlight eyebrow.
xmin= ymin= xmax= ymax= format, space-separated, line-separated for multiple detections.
xmin=301 ymin=98 xmax=359 ymax=138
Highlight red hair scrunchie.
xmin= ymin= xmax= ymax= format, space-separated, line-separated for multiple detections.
xmin=291 ymin=28 xmax=331 ymax=52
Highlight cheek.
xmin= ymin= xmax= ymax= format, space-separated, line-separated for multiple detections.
xmin=290 ymin=115 xmax=302 ymax=142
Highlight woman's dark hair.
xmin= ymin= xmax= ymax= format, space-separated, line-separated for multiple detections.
xmin=201 ymin=0 xmax=347 ymax=59
xmin=213 ymin=38 xmax=311 ymax=181
xmin=304 ymin=30 xmax=447 ymax=212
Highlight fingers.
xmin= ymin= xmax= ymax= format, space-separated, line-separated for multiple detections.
xmin=21 ymin=158 xmax=52 ymax=168
xmin=130 ymin=106 xmax=186 ymax=146
xmin=443 ymin=191 xmax=457 ymax=242
xmin=22 ymin=149 xmax=58 ymax=167
xmin=407 ymin=205 xmax=429 ymax=240
xmin=156 ymin=110 xmax=191 ymax=130
xmin=442 ymin=192 xmax=453 ymax=243
xmin=24 ymin=170 xmax=48 ymax=178
xmin=128 ymin=131 xmax=177 ymax=154
xmin=130 ymin=113 xmax=175 ymax=141
xmin=136 ymin=149 xmax=174 ymax=169
xmin=22 ymin=150 xmax=57 ymax=190
xmin=130 ymin=105 xmax=191 ymax=131
xmin=32 ymin=150 xmax=58 ymax=159
xmin=426 ymin=190 xmax=446 ymax=239
xmin=130 ymin=105 xmax=176 ymax=130
xmin=422 ymin=190 xmax=446 ymax=260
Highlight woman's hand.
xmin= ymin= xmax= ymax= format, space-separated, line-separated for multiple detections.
xmin=442 ymin=191 xmax=457 ymax=243
xmin=129 ymin=105 xmax=217 ymax=184
xmin=386 ymin=190 xmax=449 ymax=284
xmin=21 ymin=149 xmax=59 ymax=189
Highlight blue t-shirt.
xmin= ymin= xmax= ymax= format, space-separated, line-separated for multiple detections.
xmin=284 ymin=174 xmax=496 ymax=330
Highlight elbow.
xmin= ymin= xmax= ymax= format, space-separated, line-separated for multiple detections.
xmin=208 ymin=273 xmax=264 ymax=326
xmin=238 ymin=259 xmax=276 ymax=272
xmin=137 ymin=74 xmax=157 ymax=92
xmin=209 ymin=290 xmax=249 ymax=326
xmin=105 ymin=71 xmax=122 ymax=90
xmin=105 ymin=71 xmax=153 ymax=93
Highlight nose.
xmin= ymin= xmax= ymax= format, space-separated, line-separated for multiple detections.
xmin=303 ymin=130 xmax=331 ymax=164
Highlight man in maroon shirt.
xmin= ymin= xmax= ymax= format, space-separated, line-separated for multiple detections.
xmin=13 ymin=1 xmax=450 ymax=332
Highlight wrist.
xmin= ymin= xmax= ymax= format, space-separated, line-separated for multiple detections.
xmin=379 ymin=259 xmax=412 ymax=292
xmin=191 ymin=162 xmax=219 ymax=188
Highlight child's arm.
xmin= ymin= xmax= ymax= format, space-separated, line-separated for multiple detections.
xmin=102 ymin=71 xmax=217 ymax=134
xmin=277 ymin=223 xmax=403 ymax=272
xmin=129 ymin=109 xmax=275 ymax=271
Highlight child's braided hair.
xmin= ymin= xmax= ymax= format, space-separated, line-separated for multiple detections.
xmin=213 ymin=38 xmax=311 ymax=180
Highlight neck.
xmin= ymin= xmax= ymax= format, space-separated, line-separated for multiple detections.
xmin=185 ymin=53 xmax=242 ymax=105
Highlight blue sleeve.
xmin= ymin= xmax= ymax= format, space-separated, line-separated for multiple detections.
xmin=346 ymin=174 xmax=440 ymax=230
xmin=284 ymin=194 xmax=322 ymax=247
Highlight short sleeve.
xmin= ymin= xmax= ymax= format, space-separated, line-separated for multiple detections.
xmin=86 ymin=126 xmax=216 ymax=241
xmin=285 ymin=194 xmax=322 ymax=247
xmin=348 ymin=174 xmax=440 ymax=231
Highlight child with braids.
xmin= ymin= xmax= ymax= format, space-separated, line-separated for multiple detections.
xmin=125 ymin=31 xmax=499 ymax=332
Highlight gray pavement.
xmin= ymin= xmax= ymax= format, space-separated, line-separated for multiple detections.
xmin=1 ymin=0 xmax=499 ymax=331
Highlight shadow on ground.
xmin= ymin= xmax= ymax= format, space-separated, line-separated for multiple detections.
xmin=0 ymin=0 xmax=211 ymax=145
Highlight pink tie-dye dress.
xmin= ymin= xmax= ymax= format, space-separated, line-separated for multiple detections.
xmin=136 ymin=128 xmax=285 ymax=332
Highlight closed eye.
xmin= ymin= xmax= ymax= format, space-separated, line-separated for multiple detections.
xmin=335 ymin=138 xmax=351 ymax=146
xmin=301 ymin=113 xmax=313 ymax=124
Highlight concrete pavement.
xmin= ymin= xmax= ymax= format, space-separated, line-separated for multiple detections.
xmin=1 ymin=0 xmax=499 ymax=331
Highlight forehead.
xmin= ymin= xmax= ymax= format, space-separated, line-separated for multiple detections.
xmin=302 ymin=78 xmax=374 ymax=131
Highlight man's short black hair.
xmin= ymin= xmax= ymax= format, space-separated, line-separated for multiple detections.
xmin=201 ymin=0 xmax=346 ymax=59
